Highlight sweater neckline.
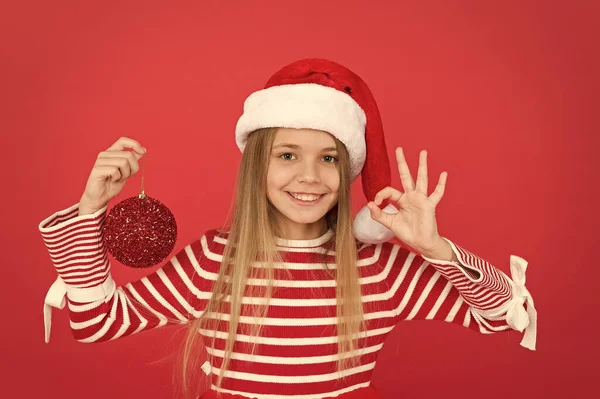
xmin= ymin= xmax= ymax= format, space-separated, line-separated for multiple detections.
xmin=274 ymin=229 xmax=334 ymax=248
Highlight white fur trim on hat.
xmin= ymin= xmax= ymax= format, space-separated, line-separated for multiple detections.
xmin=235 ymin=83 xmax=367 ymax=180
xmin=352 ymin=203 xmax=398 ymax=244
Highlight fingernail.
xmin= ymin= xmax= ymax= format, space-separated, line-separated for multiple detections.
xmin=141 ymin=147 xmax=146 ymax=153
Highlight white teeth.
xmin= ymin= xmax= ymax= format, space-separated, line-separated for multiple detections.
xmin=290 ymin=193 xmax=321 ymax=201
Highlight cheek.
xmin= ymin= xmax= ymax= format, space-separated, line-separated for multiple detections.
xmin=324 ymin=169 xmax=340 ymax=193
xmin=266 ymin=167 xmax=289 ymax=192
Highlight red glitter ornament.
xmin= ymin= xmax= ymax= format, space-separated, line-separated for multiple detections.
xmin=101 ymin=156 xmax=177 ymax=268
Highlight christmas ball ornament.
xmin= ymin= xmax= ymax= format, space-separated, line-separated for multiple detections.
xmin=101 ymin=155 xmax=177 ymax=268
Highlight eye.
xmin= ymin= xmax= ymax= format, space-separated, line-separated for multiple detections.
xmin=279 ymin=153 xmax=296 ymax=161
xmin=323 ymin=155 xmax=338 ymax=164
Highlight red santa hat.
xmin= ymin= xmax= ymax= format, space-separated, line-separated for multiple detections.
xmin=235 ymin=58 xmax=399 ymax=244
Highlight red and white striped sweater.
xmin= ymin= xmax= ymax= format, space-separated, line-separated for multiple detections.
xmin=39 ymin=203 xmax=537 ymax=399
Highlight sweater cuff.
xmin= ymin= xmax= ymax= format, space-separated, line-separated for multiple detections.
xmin=422 ymin=238 xmax=537 ymax=351
xmin=38 ymin=202 xmax=108 ymax=235
xmin=38 ymin=203 xmax=109 ymax=287
xmin=39 ymin=202 xmax=114 ymax=343
xmin=43 ymin=275 xmax=116 ymax=343
xmin=421 ymin=237 xmax=483 ymax=282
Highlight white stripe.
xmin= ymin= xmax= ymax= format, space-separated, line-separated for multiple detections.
xmin=53 ymin=248 xmax=106 ymax=266
xmin=52 ymin=250 xmax=106 ymax=269
xmin=212 ymin=235 xmax=337 ymax=255
xmin=471 ymin=309 xmax=511 ymax=333
xmin=56 ymin=258 xmax=109 ymax=276
xmin=44 ymin=229 xmax=102 ymax=249
xmin=123 ymin=292 xmax=149 ymax=334
xmin=124 ymin=283 xmax=169 ymax=328
xmin=69 ymin=299 xmax=104 ymax=312
xmin=70 ymin=313 xmax=104 ymax=330
xmin=211 ymin=237 xmax=373 ymax=256
xmin=425 ymin=280 xmax=453 ymax=320
xmin=157 ymin=267 xmax=204 ymax=318
xmin=77 ymin=290 xmax=119 ymax=342
xmin=59 ymin=262 xmax=109 ymax=278
xmin=463 ymin=307 xmax=472 ymax=328
xmin=48 ymin=243 xmax=106 ymax=264
xmin=41 ymin=221 xmax=103 ymax=243
xmin=406 ymin=271 xmax=441 ymax=320
xmin=186 ymin=244 xmax=404 ymax=307
xmin=141 ymin=276 xmax=187 ymax=322
xmin=202 ymin=308 xmax=397 ymax=327
xmin=445 ymin=296 xmax=463 ymax=322
xmin=393 ymin=253 xmax=427 ymax=316
xmin=111 ymin=291 xmax=131 ymax=340
xmin=187 ymin=240 xmax=411 ymax=306
xmin=178 ymin=247 xmax=211 ymax=299
xmin=202 ymin=235 xmax=383 ymax=270
xmin=474 ymin=291 xmax=511 ymax=309
xmin=211 ymin=361 xmax=375 ymax=384
xmin=62 ymin=270 xmax=109 ymax=285
xmin=205 ymin=343 xmax=383 ymax=365
xmin=470 ymin=311 xmax=496 ymax=334
xmin=216 ymin=246 xmax=412 ymax=308
xmin=211 ymin=381 xmax=372 ymax=399
xmin=38 ymin=203 xmax=105 ymax=236
xmin=199 ymin=326 xmax=393 ymax=346
xmin=45 ymin=233 xmax=103 ymax=253
xmin=237 ymin=245 xmax=391 ymax=288
xmin=69 ymin=287 xmax=151 ymax=337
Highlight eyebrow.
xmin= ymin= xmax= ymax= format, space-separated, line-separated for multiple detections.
xmin=272 ymin=143 xmax=338 ymax=151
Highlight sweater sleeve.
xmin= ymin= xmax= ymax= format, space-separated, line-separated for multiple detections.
xmin=389 ymin=237 xmax=537 ymax=350
xmin=39 ymin=203 xmax=215 ymax=343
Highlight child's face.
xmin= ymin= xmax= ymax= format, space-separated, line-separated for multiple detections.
xmin=267 ymin=128 xmax=340 ymax=230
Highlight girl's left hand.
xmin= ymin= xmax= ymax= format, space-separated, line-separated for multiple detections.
xmin=367 ymin=148 xmax=447 ymax=254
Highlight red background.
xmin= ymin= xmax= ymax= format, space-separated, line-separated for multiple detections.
xmin=1 ymin=1 xmax=598 ymax=398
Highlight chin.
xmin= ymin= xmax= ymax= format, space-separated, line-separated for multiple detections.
xmin=283 ymin=212 xmax=327 ymax=225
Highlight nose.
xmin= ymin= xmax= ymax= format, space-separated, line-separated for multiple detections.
xmin=296 ymin=160 xmax=321 ymax=183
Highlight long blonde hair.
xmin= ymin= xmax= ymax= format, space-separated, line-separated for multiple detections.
xmin=179 ymin=127 xmax=367 ymax=398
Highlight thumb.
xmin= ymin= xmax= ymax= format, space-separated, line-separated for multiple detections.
xmin=367 ymin=202 xmax=395 ymax=229
xmin=126 ymin=147 xmax=146 ymax=160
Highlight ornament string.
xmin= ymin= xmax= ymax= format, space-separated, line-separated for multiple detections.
xmin=139 ymin=154 xmax=146 ymax=199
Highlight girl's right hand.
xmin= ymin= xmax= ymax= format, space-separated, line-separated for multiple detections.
xmin=78 ymin=137 xmax=146 ymax=215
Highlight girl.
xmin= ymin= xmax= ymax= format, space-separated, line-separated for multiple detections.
xmin=39 ymin=58 xmax=536 ymax=399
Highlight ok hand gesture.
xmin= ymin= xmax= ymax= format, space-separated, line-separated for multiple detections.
xmin=367 ymin=148 xmax=448 ymax=255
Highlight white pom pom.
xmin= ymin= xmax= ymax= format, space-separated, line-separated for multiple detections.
xmin=352 ymin=204 xmax=398 ymax=244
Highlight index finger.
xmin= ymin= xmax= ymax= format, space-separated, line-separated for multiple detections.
xmin=396 ymin=147 xmax=415 ymax=192
xmin=107 ymin=136 xmax=146 ymax=155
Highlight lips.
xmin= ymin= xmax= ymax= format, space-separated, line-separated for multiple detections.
xmin=288 ymin=192 xmax=323 ymax=195
xmin=289 ymin=192 xmax=321 ymax=200
xmin=286 ymin=192 xmax=324 ymax=205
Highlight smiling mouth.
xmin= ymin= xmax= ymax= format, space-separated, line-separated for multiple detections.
xmin=286 ymin=192 xmax=324 ymax=203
